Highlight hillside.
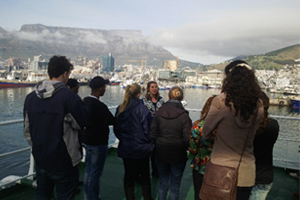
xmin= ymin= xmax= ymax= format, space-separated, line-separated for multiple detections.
xmin=0 ymin=24 xmax=201 ymax=68
xmin=206 ymin=44 xmax=300 ymax=71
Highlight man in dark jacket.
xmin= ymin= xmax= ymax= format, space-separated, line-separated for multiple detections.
xmin=150 ymin=86 xmax=192 ymax=200
xmin=23 ymin=55 xmax=89 ymax=200
xmin=82 ymin=76 xmax=115 ymax=200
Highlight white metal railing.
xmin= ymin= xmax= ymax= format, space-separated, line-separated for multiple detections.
xmin=0 ymin=107 xmax=299 ymax=188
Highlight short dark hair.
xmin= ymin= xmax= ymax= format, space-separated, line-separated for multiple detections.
xmin=67 ymin=78 xmax=79 ymax=89
xmin=48 ymin=55 xmax=73 ymax=79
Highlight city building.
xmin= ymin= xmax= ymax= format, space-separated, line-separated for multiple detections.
xmin=163 ymin=60 xmax=177 ymax=71
xmin=30 ymin=55 xmax=48 ymax=71
xmin=102 ymin=53 xmax=115 ymax=72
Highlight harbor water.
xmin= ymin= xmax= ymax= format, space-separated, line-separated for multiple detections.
xmin=0 ymin=85 xmax=299 ymax=180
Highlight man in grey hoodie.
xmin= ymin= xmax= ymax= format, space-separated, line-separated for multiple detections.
xmin=23 ymin=55 xmax=89 ymax=200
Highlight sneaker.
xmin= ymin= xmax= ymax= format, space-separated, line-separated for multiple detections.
xmin=289 ymin=172 xmax=300 ymax=179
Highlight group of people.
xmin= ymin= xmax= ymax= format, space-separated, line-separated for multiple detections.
xmin=23 ymin=55 xmax=279 ymax=200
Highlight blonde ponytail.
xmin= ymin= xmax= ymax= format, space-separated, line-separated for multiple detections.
xmin=117 ymin=83 xmax=141 ymax=116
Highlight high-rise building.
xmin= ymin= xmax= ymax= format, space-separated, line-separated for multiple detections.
xmin=102 ymin=53 xmax=115 ymax=72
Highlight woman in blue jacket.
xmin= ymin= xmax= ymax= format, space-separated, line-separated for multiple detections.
xmin=114 ymin=83 xmax=154 ymax=200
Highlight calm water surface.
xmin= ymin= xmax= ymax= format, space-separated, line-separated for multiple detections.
xmin=0 ymin=86 xmax=299 ymax=179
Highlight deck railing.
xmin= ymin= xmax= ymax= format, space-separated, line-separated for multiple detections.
xmin=0 ymin=107 xmax=299 ymax=188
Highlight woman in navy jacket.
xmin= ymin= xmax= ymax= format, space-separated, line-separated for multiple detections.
xmin=114 ymin=83 xmax=154 ymax=200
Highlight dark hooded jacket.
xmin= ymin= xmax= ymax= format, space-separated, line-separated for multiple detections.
xmin=23 ymin=80 xmax=89 ymax=171
xmin=150 ymin=100 xmax=192 ymax=163
xmin=114 ymin=98 xmax=154 ymax=159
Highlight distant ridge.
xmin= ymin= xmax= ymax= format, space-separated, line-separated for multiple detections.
xmin=208 ymin=44 xmax=300 ymax=70
xmin=0 ymin=24 xmax=201 ymax=68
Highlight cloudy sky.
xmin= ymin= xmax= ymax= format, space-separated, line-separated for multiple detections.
xmin=0 ymin=0 xmax=299 ymax=64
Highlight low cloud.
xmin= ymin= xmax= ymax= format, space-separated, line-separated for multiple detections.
xmin=149 ymin=7 xmax=300 ymax=63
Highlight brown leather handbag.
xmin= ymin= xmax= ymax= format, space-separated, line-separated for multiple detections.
xmin=199 ymin=160 xmax=238 ymax=200
xmin=199 ymin=114 xmax=256 ymax=200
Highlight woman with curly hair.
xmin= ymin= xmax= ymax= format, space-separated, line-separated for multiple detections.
xmin=202 ymin=60 xmax=264 ymax=200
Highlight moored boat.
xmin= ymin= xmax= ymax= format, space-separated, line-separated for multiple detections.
xmin=289 ymin=96 xmax=300 ymax=108
xmin=269 ymin=97 xmax=292 ymax=106
xmin=0 ymin=80 xmax=37 ymax=88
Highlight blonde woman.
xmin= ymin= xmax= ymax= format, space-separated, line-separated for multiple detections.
xmin=150 ymin=86 xmax=192 ymax=200
xmin=114 ymin=83 xmax=154 ymax=200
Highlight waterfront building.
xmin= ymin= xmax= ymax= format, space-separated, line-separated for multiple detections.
xmin=163 ymin=60 xmax=177 ymax=71
xmin=102 ymin=53 xmax=115 ymax=72
xmin=30 ymin=55 xmax=48 ymax=71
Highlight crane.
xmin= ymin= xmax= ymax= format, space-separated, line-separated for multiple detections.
xmin=127 ymin=59 xmax=147 ymax=82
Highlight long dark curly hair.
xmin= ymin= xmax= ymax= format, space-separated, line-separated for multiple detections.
xmin=222 ymin=61 xmax=261 ymax=120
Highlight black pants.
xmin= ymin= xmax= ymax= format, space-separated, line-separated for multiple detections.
xmin=192 ymin=169 xmax=203 ymax=200
xmin=236 ymin=186 xmax=252 ymax=200
xmin=123 ymin=157 xmax=151 ymax=189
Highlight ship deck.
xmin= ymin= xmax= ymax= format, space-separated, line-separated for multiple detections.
xmin=0 ymin=148 xmax=299 ymax=200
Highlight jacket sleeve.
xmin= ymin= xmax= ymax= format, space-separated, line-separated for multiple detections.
xmin=182 ymin=112 xmax=193 ymax=146
xmin=103 ymin=104 xmax=116 ymax=125
xmin=202 ymin=97 xmax=223 ymax=140
xmin=113 ymin=107 xmax=120 ymax=139
xmin=140 ymin=105 xmax=152 ymax=141
xmin=66 ymin=93 xmax=89 ymax=129
xmin=23 ymin=111 xmax=32 ymax=147
xmin=150 ymin=116 xmax=158 ymax=141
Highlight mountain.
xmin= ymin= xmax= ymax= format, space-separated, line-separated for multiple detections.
xmin=0 ymin=24 xmax=201 ymax=68
xmin=207 ymin=44 xmax=300 ymax=71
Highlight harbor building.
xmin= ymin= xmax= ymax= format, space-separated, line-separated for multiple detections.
xmin=102 ymin=53 xmax=115 ymax=72
xmin=157 ymin=68 xmax=197 ymax=82
xmin=163 ymin=60 xmax=177 ymax=71
xmin=30 ymin=55 xmax=48 ymax=71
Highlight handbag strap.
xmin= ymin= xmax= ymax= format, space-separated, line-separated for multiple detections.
xmin=237 ymin=110 xmax=258 ymax=170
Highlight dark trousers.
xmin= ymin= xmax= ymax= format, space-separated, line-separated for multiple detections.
xmin=151 ymin=150 xmax=158 ymax=176
xmin=35 ymin=165 xmax=79 ymax=200
xmin=192 ymin=169 xmax=203 ymax=200
xmin=237 ymin=186 xmax=253 ymax=200
xmin=122 ymin=157 xmax=151 ymax=188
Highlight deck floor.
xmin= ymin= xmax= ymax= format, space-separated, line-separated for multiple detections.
xmin=1 ymin=148 xmax=299 ymax=200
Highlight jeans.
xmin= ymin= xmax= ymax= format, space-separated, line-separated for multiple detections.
xmin=192 ymin=169 xmax=204 ymax=200
xmin=249 ymin=183 xmax=273 ymax=200
xmin=156 ymin=159 xmax=186 ymax=200
xmin=35 ymin=165 xmax=79 ymax=200
xmin=83 ymin=144 xmax=108 ymax=200
xmin=122 ymin=157 xmax=151 ymax=188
